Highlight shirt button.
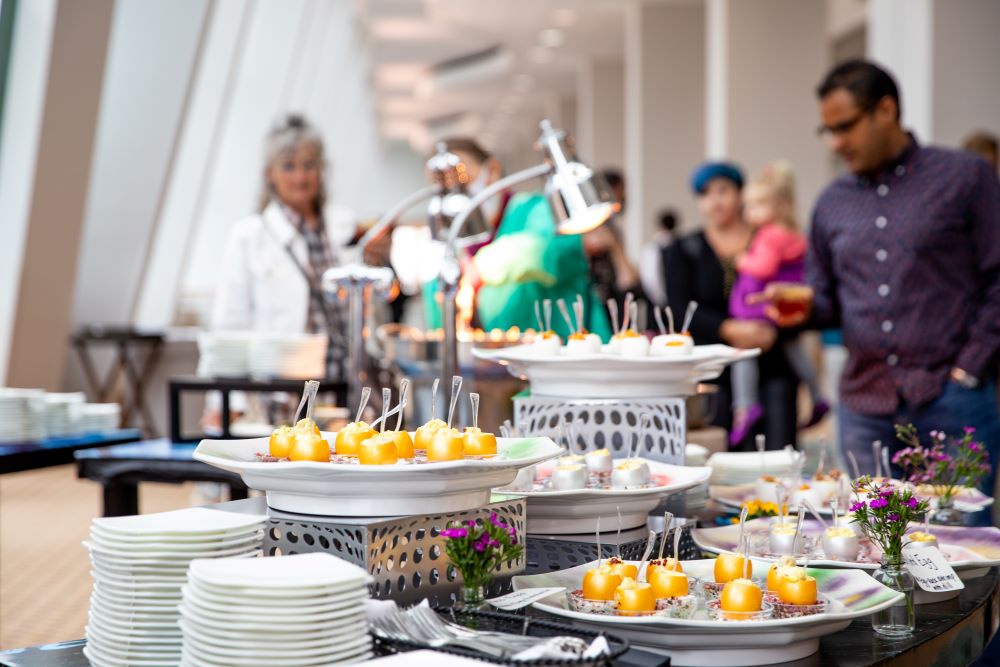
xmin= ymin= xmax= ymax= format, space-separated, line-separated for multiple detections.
xmin=877 ymin=184 xmax=889 ymax=196
xmin=895 ymin=165 xmax=906 ymax=177
xmin=887 ymin=354 xmax=899 ymax=367
xmin=876 ymin=249 xmax=888 ymax=262
xmin=878 ymin=284 xmax=890 ymax=297
xmin=882 ymin=320 xmax=893 ymax=333
xmin=876 ymin=216 xmax=888 ymax=229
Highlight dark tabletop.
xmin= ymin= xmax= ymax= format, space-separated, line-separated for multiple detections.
xmin=0 ymin=429 xmax=141 ymax=474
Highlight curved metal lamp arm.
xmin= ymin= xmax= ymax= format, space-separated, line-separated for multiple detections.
xmin=356 ymin=184 xmax=440 ymax=255
xmin=445 ymin=162 xmax=552 ymax=252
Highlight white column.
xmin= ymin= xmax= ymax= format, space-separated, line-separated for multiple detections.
xmin=719 ymin=0 xmax=828 ymax=224
xmin=867 ymin=0 xmax=934 ymax=141
xmin=576 ymin=58 xmax=624 ymax=169
xmin=624 ymin=0 xmax=706 ymax=260
xmin=930 ymin=0 xmax=1000 ymax=146
xmin=5 ymin=0 xmax=114 ymax=389
xmin=0 ymin=0 xmax=57 ymax=384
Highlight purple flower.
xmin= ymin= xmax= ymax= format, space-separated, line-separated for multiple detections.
xmin=905 ymin=497 xmax=919 ymax=509
xmin=473 ymin=540 xmax=486 ymax=552
xmin=887 ymin=513 xmax=900 ymax=522
xmin=850 ymin=501 xmax=866 ymax=512
xmin=441 ymin=528 xmax=468 ymax=539
xmin=466 ymin=520 xmax=477 ymax=527
xmin=879 ymin=489 xmax=895 ymax=498
xmin=929 ymin=430 xmax=939 ymax=438
xmin=964 ymin=426 xmax=977 ymax=435
xmin=969 ymin=442 xmax=983 ymax=452
xmin=869 ymin=497 xmax=889 ymax=509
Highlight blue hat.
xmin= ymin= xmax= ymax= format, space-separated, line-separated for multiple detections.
xmin=690 ymin=161 xmax=744 ymax=194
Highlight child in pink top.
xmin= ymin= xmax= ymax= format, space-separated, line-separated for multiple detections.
xmin=728 ymin=162 xmax=829 ymax=446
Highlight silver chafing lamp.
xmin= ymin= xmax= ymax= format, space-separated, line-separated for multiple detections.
xmin=438 ymin=119 xmax=619 ymax=407
xmin=322 ymin=143 xmax=486 ymax=409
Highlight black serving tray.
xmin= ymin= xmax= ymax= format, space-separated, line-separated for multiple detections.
xmin=372 ymin=606 xmax=631 ymax=666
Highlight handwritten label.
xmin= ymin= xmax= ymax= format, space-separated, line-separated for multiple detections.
xmin=487 ymin=587 xmax=565 ymax=610
xmin=902 ymin=546 xmax=964 ymax=592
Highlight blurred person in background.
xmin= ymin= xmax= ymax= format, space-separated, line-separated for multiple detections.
xmin=963 ymin=130 xmax=998 ymax=172
xmin=639 ymin=208 xmax=678 ymax=307
xmin=389 ymin=138 xmax=510 ymax=329
xmin=727 ymin=161 xmax=829 ymax=446
xmin=585 ymin=169 xmax=643 ymax=318
xmin=664 ymin=162 xmax=800 ymax=449
xmin=757 ymin=60 xmax=1000 ymax=524
xmin=206 ymin=114 xmax=355 ymax=430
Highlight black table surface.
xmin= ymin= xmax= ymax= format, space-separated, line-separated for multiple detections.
xmin=2 ymin=497 xmax=998 ymax=667
xmin=0 ymin=429 xmax=142 ymax=474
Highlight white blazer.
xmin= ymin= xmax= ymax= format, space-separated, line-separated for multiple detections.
xmin=211 ymin=200 xmax=356 ymax=333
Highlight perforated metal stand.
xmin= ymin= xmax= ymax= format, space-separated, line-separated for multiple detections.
xmin=514 ymin=396 xmax=686 ymax=464
xmin=263 ymin=495 xmax=526 ymax=606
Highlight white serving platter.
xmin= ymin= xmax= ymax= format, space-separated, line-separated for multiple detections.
xmin=473 ymin=344 xmax=759 ymax=398
xmin=500 ymin=460 xmax=712 ymax=534
xmin=194 ymin=434 xmax=561 ymax=515
xmin=513 ymin=558 xmax=902 ymax=666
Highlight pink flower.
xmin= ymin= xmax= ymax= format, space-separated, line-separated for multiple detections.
xmin=441 ymin=528 xmax=468 ymax=539
xmin=964 ymin=426 xmax=977 ymax=435
xmin=887 ymin=513 xmax=900 ymax=522
xmin=905 ymin=497 xmax=919 ymax=509
xmin=869 ymin=497 xmax=889 ymax=509
xmin=850 ymin=501 xmax=866 ymax=512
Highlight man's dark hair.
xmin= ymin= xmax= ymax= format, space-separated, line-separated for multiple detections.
xmin=816 ymin=59 xmax=901 ymax=120
xmin=658 ymin=209 xmax=678 ymax=232
xmin=600 ymin=169 xmax=624 ymax=189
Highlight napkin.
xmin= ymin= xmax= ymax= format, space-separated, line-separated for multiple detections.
xmin=511 ymin=636 xmax=610 ymax=661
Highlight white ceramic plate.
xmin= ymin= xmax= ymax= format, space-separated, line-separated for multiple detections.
xmin=502 ymin=461 xmax=712 ymax=533
xmin=179 ymin=617 xmax=365 ymax=650
xmin=514 ymin=558 xmax=902 ymax=666
xmin=691 ymin=518 xmax=1000 ymax=573
xmin=181 ymin=583 xmax=358 ymax=608
xmin=181 ymin=584 xmax=367 ymax=614
xmin=91 ymin=523 xmax=264 ymax=544
xmin=90 ymin=549 xmax=260 ymax=569
xmin=195 ymin=435 xmax=561 ymax=515
xmin=89 ymin=606 xmax=179 ymax=631
xmin=179 ymin=620 xmax=370 ymax=657
xmin=473 ymin=344 xmax=759 ymax=398
xmin=89 ymin=531 xmax=264 ymax=552
xmin=177 ymin=615 xmax=367 ymax=644
xmin=92 ymin=508 xmax=267 ymax=537
xmin=85 ymin=625 xmax=179 ymax=650
xmin=188 ymin=552 xmax=370 ymax=589
xmin=85 ymin=540 xmax=262 ymax=560
xmin=180 ymin=647 xmax=373 ymax=667
xmin=179 ymin=598 xmax=365 ymax=625
xmin=177 ymin=603 xmax=361 ymax=634
xmin=83 ymin=644 xmax=178 ymax=667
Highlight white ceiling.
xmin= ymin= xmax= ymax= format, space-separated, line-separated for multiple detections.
xmin=356 ymin=0 xmax=625 ymax=153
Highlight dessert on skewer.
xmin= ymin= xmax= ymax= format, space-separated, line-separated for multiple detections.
xmin=269 ymin=380 xmax=323 ymax=458
xmin=647 ymin=511 xmax=684 ymax=578
xmin=381 ymin=378 xmax=415 ymax=458
xmin=822 ymin=498 xmax=861 ymax=560
xmin=618 ymin=301 xmax=649 ymax=357
xmin=414 ymin=378 xmax=446 ymax=451
xmin=712 ymin=533 xmax=770 ymax=620
xmin=574 ymin=519 xmax=622 ymax=613
xmin=650 ymin=302 xmax=695 ymax=356
xmin=614 ymin=530 xmax=658 ymax=615
xmin=612 ymin=414 xmax=652 ymax=489
xmin=359 ymin=389 xmax=399 ymax=465
xmin=608 ymin=293 xmax=643 ymax=354
xmin=462 ymin=392 xmax=497 ymax=456
xmin=563 ymin=295 xmax=602 ymax=355
xmin=334 ymin=386 xmax=376 ymax=457
xmin=427 ymin=376 xmax=466 ymax=462
xmin=532 ymin=300 xmax=562 ymax=354
xmin=280 ymin=380 xmax=331 ymax=462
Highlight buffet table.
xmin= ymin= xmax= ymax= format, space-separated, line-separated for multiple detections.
xmin=2 ymin=496 xmax=997 ymax=667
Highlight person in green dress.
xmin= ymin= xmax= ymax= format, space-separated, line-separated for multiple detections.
xmin=470 ymin=192 xmax=612 ymax=340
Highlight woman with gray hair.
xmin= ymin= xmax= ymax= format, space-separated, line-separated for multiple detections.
xmin=212 ymin=113 xmax=356 ymax=381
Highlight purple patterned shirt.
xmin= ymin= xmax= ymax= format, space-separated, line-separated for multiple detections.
xmin=807 ymin=135 xmax=1000 ymax=415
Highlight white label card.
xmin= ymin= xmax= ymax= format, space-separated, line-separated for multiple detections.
xmin=902 ymin=547 xmax=964 ymax=592
xmin=486 ymin=587 xmax=565 ymax=610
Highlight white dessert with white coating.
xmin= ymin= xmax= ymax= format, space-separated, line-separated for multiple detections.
xmin=612 ymin=458 xmax=651 ymax=489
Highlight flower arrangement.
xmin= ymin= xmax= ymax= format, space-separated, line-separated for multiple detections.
xmin=892 ymin=424 xmax=991 ymax=507
xmin=849 ymin=476 xmax=930 ymax=563
xmin=441 ymin=513 xmax=523 ymax=598
xmin=728 ymin=499 xmax=788 ymax=523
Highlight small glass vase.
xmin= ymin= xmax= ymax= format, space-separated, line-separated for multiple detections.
xmin=929 ymin=492 xmax=964 ymax=526
xmin=458 ymin=582 xmax=488 ymax=610
xmin=871 ymin=557 xmax=915 ymax=637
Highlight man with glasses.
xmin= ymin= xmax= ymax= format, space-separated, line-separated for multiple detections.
xmin=757 ymin=60 xmax=1000 ymax=523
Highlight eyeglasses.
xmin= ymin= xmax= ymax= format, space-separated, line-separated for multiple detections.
xmin=816 ymin=109 xmax=872 ymax=139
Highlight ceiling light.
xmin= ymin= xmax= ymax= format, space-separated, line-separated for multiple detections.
xmin=538 ymin=28 xmax=565 ymax=48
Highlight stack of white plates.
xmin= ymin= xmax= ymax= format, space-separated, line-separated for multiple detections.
xmin=43 ymin=392 xmax=85 ymax=438
xmin=77 ymin=403 xmax=122 ymax=434
xmin=0 ymin=388 xmax=45 ymax=443
xmin=179 ymin=553 xmax=373 ymax=666
xmin=249 ymin=333 xmax=328 ymax=379
xmin=197 ymin=331 xmax=252 ymax=377
xmin=707 ymin=448 xmax=799 ymax=485
xmin=83 ymin=508 xmax=266 ymax=667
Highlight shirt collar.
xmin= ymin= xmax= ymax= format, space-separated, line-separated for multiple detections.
xmin=855 ymin=132 xmax=920 ymax=186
